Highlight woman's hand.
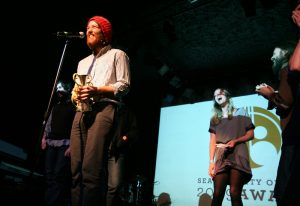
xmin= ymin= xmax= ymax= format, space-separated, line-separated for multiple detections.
xmin=64 ymin=146 xmax=71 ymax=157
xmin=226 ymin=139 xmax=237 ymax=149
xmin=41 ymin=134 xmax=47 ymax=150
xmin=208 ymin=162 xmax=215 ymax=178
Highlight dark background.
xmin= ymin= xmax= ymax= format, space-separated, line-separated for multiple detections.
xmin=0 ymin=0 xmax=299 ymax=205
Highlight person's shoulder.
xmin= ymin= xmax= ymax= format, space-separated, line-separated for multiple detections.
xmin=234 ymin=107 xmax=248 ymax=116
xmin=109 ymin=48 xmax=129 ymax=60
xmin=109 ymin=48 xmax=127 ymax=55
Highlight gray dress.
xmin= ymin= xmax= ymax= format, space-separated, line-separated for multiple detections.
xmin=209 ymin=107 xmax=255 ymax=184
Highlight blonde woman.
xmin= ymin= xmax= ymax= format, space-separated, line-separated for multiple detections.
xmin=208 ymin=88 xmax=255 ymax=206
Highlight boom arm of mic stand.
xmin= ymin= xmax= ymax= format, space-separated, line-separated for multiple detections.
xmin=30 ymin=39 xmax=70 ymax=177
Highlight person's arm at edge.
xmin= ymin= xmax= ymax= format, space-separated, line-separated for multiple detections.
xmin=208 ymin=132 xmax=216 ymax=178
xmin=290 ymin=40 xmax=300 ymax=71
xmin=290 ymin=5 xmax=300 ymax=71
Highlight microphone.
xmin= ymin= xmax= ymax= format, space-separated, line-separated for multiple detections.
xmin=55 ymin=31 xmax=85 ymax=39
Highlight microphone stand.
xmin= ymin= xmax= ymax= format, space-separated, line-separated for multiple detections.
xmin=29 ymin=39 xmax=70 ymax=178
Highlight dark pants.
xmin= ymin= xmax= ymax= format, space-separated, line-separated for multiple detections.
xmin=106 ymin=153 xmax=125 ymax=206
xmin=45 ymin=145 xmax=71 ymax=206
xmin=275 ymin=143 xmax=300 ymax=206
xmin=71 ymin=103 xmax=115 ymax=206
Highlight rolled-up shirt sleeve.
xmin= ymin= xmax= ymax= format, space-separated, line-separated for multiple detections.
xmin=109 ymin=51 xmax=131 ymax=98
